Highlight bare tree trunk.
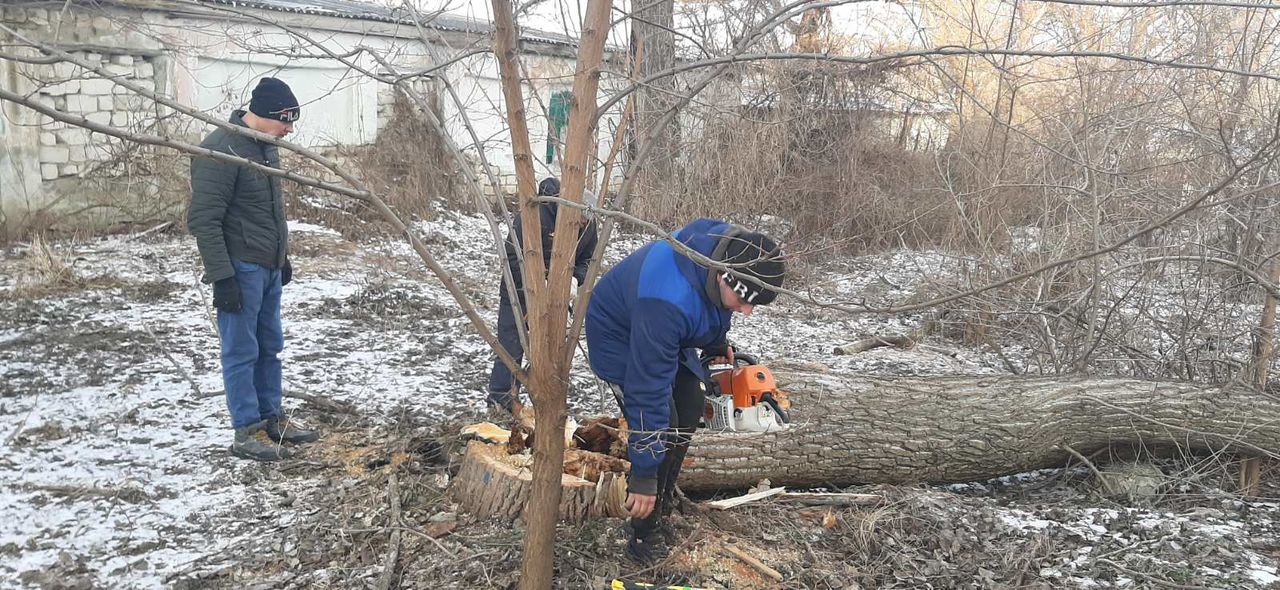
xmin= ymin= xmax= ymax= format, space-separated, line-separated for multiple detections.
xmin=520 ymin=0 xmax=613 ymax=581
xmin=488 ymin=0 xmax=613 ymax=586
xmin=1243 ymin=255 xmax=1280 ymax=495
xmin=487 ymin=3 xmax=556 ymax=587
xmin=677 ymin=368 xmax=1280 ymax=492
xmin=629 ymin=0 xmax=676 ymax=217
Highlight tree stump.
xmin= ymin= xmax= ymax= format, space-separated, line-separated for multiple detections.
xmin=450 ymin=441 xmax=630 ymax=522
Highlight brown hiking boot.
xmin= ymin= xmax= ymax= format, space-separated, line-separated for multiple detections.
xmin=265 ymin=415 xmax=319 ymax=444
xmin=231 ymin=420 xmax=293 ymax=461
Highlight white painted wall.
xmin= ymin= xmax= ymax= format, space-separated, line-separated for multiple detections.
xmin=190 ymin=56 xmax=379 ymax=146
xmin=0 ymin=58 xmax=46 ymax=222
xmin=1 ymin=2 xmax=631 ymax=228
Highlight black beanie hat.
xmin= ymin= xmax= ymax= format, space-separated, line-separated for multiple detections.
xmin=719 ymin=232 xmax=785 ymax=305
xmin=249 ymin=78 xmax=300 ymax=122
xmin=538 ymin=177 xmax=561 ymax=196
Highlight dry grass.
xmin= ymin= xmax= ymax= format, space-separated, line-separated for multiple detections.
xmin=1 ymin=234 xmax=127 ymax=300
xmin=630 ymin=61 xmax=1042 ymax=256
xmin=284 ymin=94 xmax=473 ymax=242
xmin=6 ymin=234 xmax=87 ymax=298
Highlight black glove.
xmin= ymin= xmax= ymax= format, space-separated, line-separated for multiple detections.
xmin=212 ymin=277 xmax=242 ymax=312
xmin=702 ymin=341 xmax=733 ymax=360
xmin=281 ymin=259 xmax=293 ymax=287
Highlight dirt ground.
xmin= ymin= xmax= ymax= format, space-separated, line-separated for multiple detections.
xmin=2 ymin=215 xmax=1279 ymax=589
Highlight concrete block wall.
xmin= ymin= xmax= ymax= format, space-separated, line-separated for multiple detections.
xmin=1 ymin=5 xmax=175 ymax=234
xmin=28 ymin=51 xmax=162 ymax=181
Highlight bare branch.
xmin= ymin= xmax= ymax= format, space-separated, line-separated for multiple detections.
xmin=599 ymin=47 xmax=1280 ymax=116
xmin=0 ymin=87 xmax=369 ymax=199
xmin=1028 ymin=0 xmax=1280 ymax=9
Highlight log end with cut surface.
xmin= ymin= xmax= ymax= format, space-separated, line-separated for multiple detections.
xmin=449 ymin=441 xmax=629 ymax=522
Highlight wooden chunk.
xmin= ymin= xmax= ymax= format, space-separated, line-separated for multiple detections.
xmin=460 ymin=422 xmax=510 ymax=444
xmin=705 ymin=486 xmax=785 ymax=510
xmin=833 ymin=334 xmax=915 ymax=355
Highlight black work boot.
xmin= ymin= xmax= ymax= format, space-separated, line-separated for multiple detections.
xmin=626 ymin=521 xmax=670 ymax=564
xmin=231 ymin=420 xmax=293 ymax=461
xmin=265 ymin=415 xmax=320 ymax=444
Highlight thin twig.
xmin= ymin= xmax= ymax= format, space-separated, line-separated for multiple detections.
xmin=375 ymin=473 xmax=402 ymax=590
xmin=1059 ymin=444 xmax=1112 ymax=495
xmin=141 ymin=318 xmax=203 ymax=398
xmin=392 ymin=524 xmax=459 ymax=558
xmin=5 ymin=394 xmax=39 ymax=446
xmin=1095 ymin=558 xmax=1223 ymax=590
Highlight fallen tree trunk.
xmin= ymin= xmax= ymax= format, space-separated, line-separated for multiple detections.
xmin=679 ymin=364 xmax=1280 ymax=492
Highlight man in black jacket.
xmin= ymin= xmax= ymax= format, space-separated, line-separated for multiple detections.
xmin=486 ymin=177 xmax=599 ymax=413
xmin=188 ymin=77 xmax=318 ymax=461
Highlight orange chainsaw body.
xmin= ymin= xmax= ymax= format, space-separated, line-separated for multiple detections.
xmin=710 ymin=364 xmax=790 ymax=411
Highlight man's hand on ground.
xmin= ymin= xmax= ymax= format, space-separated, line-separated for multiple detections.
xmin=625 ymin=492 xmax=656 ymax=518
xmin=212 ymin=277 xmax=242 ymax=312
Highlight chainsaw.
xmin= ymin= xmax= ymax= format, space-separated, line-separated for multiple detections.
xmin=701 ymin=350 xmax=791 ymax=433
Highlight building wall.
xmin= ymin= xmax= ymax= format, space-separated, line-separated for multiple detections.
xmin=0 ymin=2 xmax=624 ymax=233
xmin=0 ymin=47 xmax=44 ymax=220
xmin=1 ymin=6 xmax=171 ymax=230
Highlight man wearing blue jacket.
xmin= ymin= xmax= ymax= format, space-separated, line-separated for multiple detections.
xmin=585 ymin=218 xmax=785 ymax=562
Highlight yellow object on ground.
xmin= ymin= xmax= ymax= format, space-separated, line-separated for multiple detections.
xmin=610 ymin=581 xmax=709 ymax=590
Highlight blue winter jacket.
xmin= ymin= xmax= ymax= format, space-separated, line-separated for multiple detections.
xmin=585 ymin=218 xmax=734 ymax=485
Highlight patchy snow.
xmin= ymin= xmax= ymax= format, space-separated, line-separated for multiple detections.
xmin=1249 ymin=553 xmax=1280 ymax=585
xmin=998 ymin=509 xmax=1054 ymax=531
xmin=287 ymin=220 xmax=341 ymax=236
xmin=2 ymin=211 xmax=1279 ymax=587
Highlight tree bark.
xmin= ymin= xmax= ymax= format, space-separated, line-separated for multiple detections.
xmin=488 ymin=0 xmax=613 ymax=585
xmin=629 ymin=0 xmax=677 ymax=214
xmin=677 ymin=366 xmax=1280 ymax=492
xmin=1242 ymin=246 xmax=1280 ymax=495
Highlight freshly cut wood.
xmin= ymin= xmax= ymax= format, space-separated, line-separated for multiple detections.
xmin=572 ymin=416 xmax=628 ymax=458
xmin=461 ymin=422 xmax=510 ymax=444
xmin=449 ymin=441 xmax=628 ymax=522
xmin=563 ymin=449 xmax=628 ymax=483
xmin=705 ymin=486 xmax=785 ymax=510
xmin=777 ymin=492 xmax=883 ymax=507
xmin=678 ymin=366 xmax=1280 ymax=492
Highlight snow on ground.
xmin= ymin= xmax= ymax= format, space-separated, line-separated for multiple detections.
xmin=1 ymin=213 xmax=1278 ymax=588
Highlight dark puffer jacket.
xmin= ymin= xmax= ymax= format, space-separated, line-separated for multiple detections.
xmin=503 ymin=201 xmax=598 ymax=291
xmin=188 ymin=110 xmax=289 ymax=283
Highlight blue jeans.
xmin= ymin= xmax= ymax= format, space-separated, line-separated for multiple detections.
xmin=486 ymin=283 xmax=525 ymax=409
xmin=217 ymin=259 xmax=284 ymax=429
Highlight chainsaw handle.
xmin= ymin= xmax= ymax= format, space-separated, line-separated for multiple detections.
xmin=732 ymin=351 xmax=759 ymax=366
xmin=761 ymin=393 xmax=790 ymax=424
xmin=700 ymin=349 xmax=758 ymax=369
